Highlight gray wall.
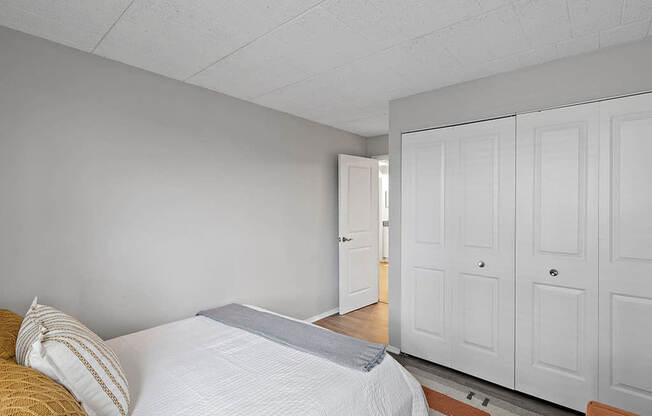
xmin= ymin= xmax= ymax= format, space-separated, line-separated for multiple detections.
xmin=365 ymin=135 xmax=389 ymax=157
xmin=388 ymin=38 xmax=652 ymax=349
xmin=0 ymin=27 xmax=365 ymax=339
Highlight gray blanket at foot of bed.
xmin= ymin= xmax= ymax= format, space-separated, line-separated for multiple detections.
xmin=198 ymin=303 xmax=386 ymax=372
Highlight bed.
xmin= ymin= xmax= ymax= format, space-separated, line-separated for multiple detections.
xmin=106 ymin=311 xmax=428 ymax=415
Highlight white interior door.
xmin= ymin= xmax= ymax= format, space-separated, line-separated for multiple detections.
xmin=338 ymin=154 xmax=379 ymax=315
xmin=402 ymin=127 xmax=456 ymax=366
xmin=451 ymin=117 xmax=515 ymax=389
xmin=598 ymin=93 xmax=652 ymax=415
xmin=515 ymin=103 xmax=599 ymax=412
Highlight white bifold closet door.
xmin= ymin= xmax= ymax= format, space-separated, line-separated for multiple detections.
xmin=515 ymin=102 xmax=599 ymax=412
xmin=402 ymin=117 xmax=515 ymax=388
xmin=401 ymin=125 xmax=456 ymax=367
xmin=598 ymin=93 xmax=652 ymax=415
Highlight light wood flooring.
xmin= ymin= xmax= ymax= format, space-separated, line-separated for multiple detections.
xmin=314 ymin=302 xmax=388 ymax=345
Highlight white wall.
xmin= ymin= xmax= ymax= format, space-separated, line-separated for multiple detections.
xmin=0 ymin=27 xmax=365 ymax=339
xmin=388 ymin=38 xmax=652 ymax=349
xmin=365 ymin=135 xmax=389 ymax=157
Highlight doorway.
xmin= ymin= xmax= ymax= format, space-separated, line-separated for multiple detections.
xmin=375 ymin=156 xmax=389 ymax=305
xmin=324 ymin=154 xmax=389 ymax=346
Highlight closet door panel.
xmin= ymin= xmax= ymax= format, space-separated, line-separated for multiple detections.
xmin=537 ymin=128 xmax=584 ymax=254
xmin=460 ymin=134 xmax=497 ymax=248
xmin=599 ymin=93 xmax=652 ymax=415
xmin=452 ymin=117 xmax=515 ymax=388
xmin=402 ymin=127 xmax=457 ymax=366
xmin=532 ymin=284 xmax=585 ymax=373
xmin=413 ymin=268 xmax=445 ymax=337
xmin=459 ymin=273 xmax=498 ymax=351
xmin=516 ymin=103 xmax=599 ymax=412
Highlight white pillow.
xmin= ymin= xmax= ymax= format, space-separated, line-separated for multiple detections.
xmin=15 ymin=297 xmax=130 ymax=416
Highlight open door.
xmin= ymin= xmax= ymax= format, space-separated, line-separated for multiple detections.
xmin=338 ymin=154 xmax=379 ymax=314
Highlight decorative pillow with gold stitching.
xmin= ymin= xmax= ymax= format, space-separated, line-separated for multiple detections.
xmin=0 ymin=358 xmax=87 ymax=415
xmin=15 ymin=298 xmax=130 ymax=416
xmin=0 ymin=309 xmax=23 ymax=360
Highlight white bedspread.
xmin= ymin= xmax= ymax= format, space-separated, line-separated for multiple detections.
xmin=107 ymin=315 xmax=428 ymax=416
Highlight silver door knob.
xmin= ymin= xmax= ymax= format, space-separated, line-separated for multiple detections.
xmin=549 ymin=269 xmax=559 ymax=277
xmin=477 ymin=261 xmax=485 ymax=268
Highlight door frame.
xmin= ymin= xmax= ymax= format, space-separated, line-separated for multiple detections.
xmin=373 ymin=154 xmax=389 ymax=263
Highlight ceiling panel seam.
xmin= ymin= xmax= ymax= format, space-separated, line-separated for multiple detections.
xmin=184 ymin=0 xmax=329 ymax=82
xmin=618 ymin=0 xmax=625 ymax=25
xmin=91 ymin=0 xmax=137 ymax=53
xmin=512 ymin=2 xmax=534 ymax=50
xmin=564 ymin=0 xmax=573 ymax=35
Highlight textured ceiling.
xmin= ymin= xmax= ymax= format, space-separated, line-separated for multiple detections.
xmin=1 ymin=0 xmax=651 ymax=136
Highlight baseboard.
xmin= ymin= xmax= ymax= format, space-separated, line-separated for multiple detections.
xmin=387 ymin=344 xmax=400 ymax=354
xmin=306 ymin=308 xmax=339 ymax=323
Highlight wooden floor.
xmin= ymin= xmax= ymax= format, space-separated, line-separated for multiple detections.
xmin=314 ymin=301 xmax=388 ymax=345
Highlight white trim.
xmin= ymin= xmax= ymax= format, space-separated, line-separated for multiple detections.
xmin=401 ymin=89 xmax=652 ymax=135
xmin=305 ymin=308 xmax=338 ymax=323
xmin=387 ymin=344 xmax=400 ymax=354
